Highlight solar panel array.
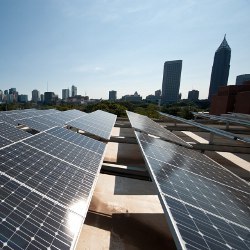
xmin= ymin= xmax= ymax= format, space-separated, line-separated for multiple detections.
xmin=67 ymin=110 xmax=117 ymax=140
xmin=192 ymin=112 xmax=250 ymax=128
xmin=16 ymin=110 xmax=87 ymax=132
xmin=0 ymin=109 xmax=60 ymax=126
xmin=0 ymin=109 xmax=109 ymax=249
xmin=126 ymin=111 xmax=192 ymax=148
xmin=159 ymin=112 xmax=250 ymax=143
xmin=135 ymin=131 xmax=250 ymax=250
xmin=0 ymin=122 xmax=31 ymax=148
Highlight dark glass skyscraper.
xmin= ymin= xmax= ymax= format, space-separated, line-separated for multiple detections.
xmin=161 ymin=60 xmax=182 ymax=104
xmin=208 ymin=36 xmax=231 ymax=100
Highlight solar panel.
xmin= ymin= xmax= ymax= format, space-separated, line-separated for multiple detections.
xmin=135 ymin=132 xmax=250 ymax=249
xmin=0 ymin=113 xmax=107 ymax=249
xmin=16 ymin=118 xmax=52 ymax=131
xmin=0 ymin=143 xmax=97 ymax=211
xmin=67 ymin=110 xmax=117 ymax=140
xmin=45 ymin=127 xmax=106 ymax=154
xmin=23 ymin=133 xmax=104 ymax=174
xmin=0 ymin=136 xmax=12 ymax=148
xmin=126 ymin=111 xmax=192 ymax=148
xmin=192 ymin=112 xmax=250 ymax=128
xmin=0 ymin=113 xmax=17 ymax=126
xmin=136 ymin=132 xmax=224 ymax=168
xmin=159 ymin=112 xmax=250 ymax=143
xmin=62 ymin=109 xmax=87 ymax=120
xmin=0 ymin=122 xmax=31 ymax=141
xmin=0 ymin=174 xmax=83 ymax=250
xmin=15 ymin=109 xmax=87 ymax=132
xmin=164 ymin=195 xmax=250 ymax=250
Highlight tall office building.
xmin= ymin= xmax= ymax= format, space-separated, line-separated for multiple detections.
xmin=109 ymin=90 xmax=117 ymax=101
xmin=188 ymin=90 xmax=199 ymax=101
xmin=62 ymin=89 xmax=70 ymax=100
xmin=161 ymin=60 xmax=182 ymax=104
xmin=236 ymin=74 xmax=250 ymax=85
xmin=9 ymin=88 xmax=16 ymax=94
xmin=9 ymin=88 xmax=18 ymax=102
xmin=71 ymin=85 xmax=77 ymax=97
xmin=32 ymin=89 xmax=40 ymax=103
xmin=208 ymin=36 xmax=231 ymax=100
xmin=40 ymin=94 xmax=44 ymax=103
xmin=155 ymin=89 xmax=161 ymax=97
xmin=44 ymin=92 xmax=56 ymax=105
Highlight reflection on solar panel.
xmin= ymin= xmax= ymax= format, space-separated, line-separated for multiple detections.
xmin=16 ymin=109 xmax=87 ymax=132
xmin=67 ymin=110 xmax=117 ymax=140
xmin=45 ymin=127 xmax=105 ymax=154
xmin=16 ymin=118 xmax=52 ymax=131
xmin=0 ymin=120 xmax=106 ymax=249
xmin=0 ymin=174 xmax=83 ymax=250
xmin=0 ymin=143 xmax=97 ymax=212
xmin=126 ymin=111 xmax=191 ymax=148
xmin=135 ymin=132 xmax=250 ymax=250
xmin=0 ymin=122 xmax=31 ymax=142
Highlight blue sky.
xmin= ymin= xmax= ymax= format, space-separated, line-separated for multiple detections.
xmin=0 ymin=0 xmax=249 ymax=100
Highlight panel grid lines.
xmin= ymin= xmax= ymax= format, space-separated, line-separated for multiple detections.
xmin=126 ymin=110 xmax=192 ymax=148
xmin=0 ymin=174 xmax=83 ymax=250
xmin=0 ymin=111 xmax=107 ymax=250
xmin=135 ymin=131 xmax=250 ymax=250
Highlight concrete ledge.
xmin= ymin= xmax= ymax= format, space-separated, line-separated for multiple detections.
xmin=192 ymin=143 xmax=250 ymax=154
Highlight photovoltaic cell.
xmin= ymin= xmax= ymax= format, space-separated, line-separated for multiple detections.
xmin=0 ymin=174 xmax=83 ymax=250
xmin=135 ymin=132 xmax=250 ymax=250
xmin=16 ymin=118 xmax=52 ymax=131
xmin=0 ymin=143 xmax=95 ymax=213
xmin=164 ymin=196 xmax=250 ymax=250
xmin=136 ymin=132 xmax=218 ymax=166
xmin=67 ymin=110 xmax=117 ymax=140
xmin=45 ymin=127 xmax=106 ymax=154
xmin=0 ymin=109 xmax=107 ymax=249
xmin=0 ymin=122 xmax=31 ymax=142
xmin=15 ymin=109 xmax=87 ymax=132
xmin=0 ymin=114 xmax=17 ymax=126
xmin=0 ymin=136 xmax=12 ymax=148
xmin=136 ymin=133 xmax=249 ymax=193
xmin=23 ymin=133 xmax=104 ymax=174
xmin=126 ymin=111 xmax=191 ymax=148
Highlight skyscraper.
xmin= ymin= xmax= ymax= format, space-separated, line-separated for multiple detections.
xmin=109 ymin=90 xmax=117 ymax=101
xmin=62 ymin=89 xmax=70 ymax=100
xmin=236 ymin=74 xmax=250 ymax=85
xmin=71 ymin=85 xmax=77 ymax=97
xmin=161 ymin=60 xmax=182 ymax=104
xmin=32 ymin=89 xmax=40 ymax=103
xmin=208 ymin=36 xmax=231 ymax=100
xmin=188 ymin=90 xmax=199 ymax=101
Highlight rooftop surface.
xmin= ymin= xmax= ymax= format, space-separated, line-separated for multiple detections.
xmin=76 ymin=117 xmax=250 ymax=249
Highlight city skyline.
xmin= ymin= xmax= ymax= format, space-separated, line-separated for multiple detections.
xmin=0 ymin=1 xmax=250 ymax=99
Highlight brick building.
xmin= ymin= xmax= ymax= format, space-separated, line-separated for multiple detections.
xmin=210 ymin=81 xmax=250 ymax=115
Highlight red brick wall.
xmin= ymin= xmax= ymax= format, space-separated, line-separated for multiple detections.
xmin=210 ymin=84 xmax=250 ymax=115
xmin=235 ymin=91 xmax=250 ymax=114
